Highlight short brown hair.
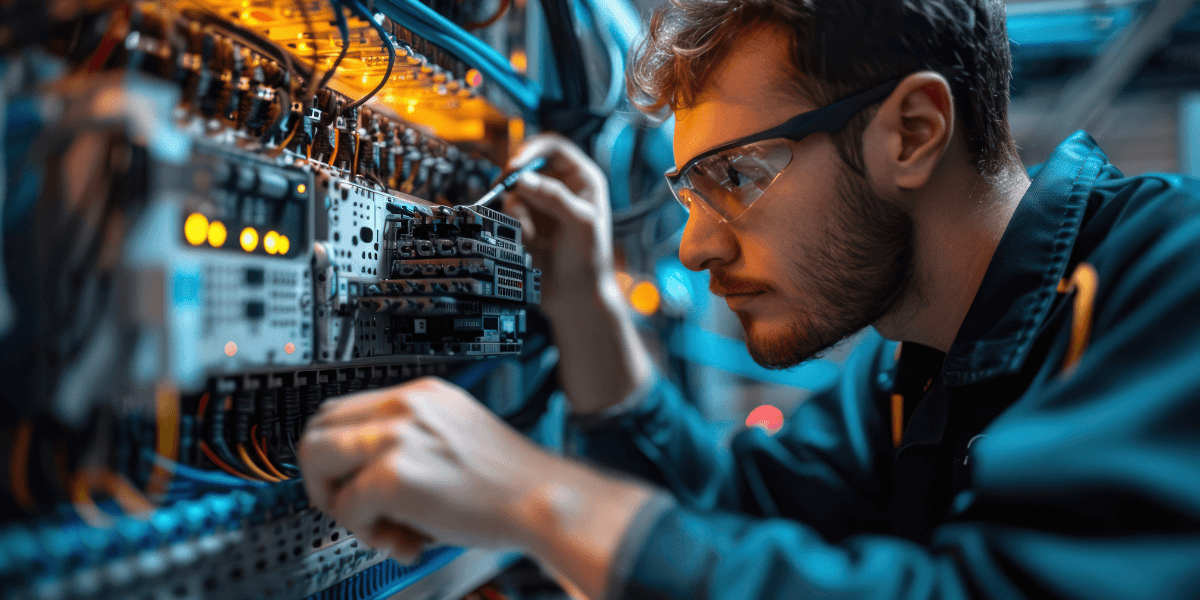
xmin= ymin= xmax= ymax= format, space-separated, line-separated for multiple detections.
xmin=628 ymin=0 xmax=1019 ymax=178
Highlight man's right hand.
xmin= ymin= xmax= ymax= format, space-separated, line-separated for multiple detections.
xmin=501 ymin=133 xmax=653 ymax=415
xmin=502 ymin=133 xmax=615 ymax=317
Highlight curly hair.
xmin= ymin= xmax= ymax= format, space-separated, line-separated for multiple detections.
xmin=627 ymin=0 xmax=1019 ymax=178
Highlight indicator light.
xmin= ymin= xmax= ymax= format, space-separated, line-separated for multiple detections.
xmin=264 ymin=231 xmax=280 ymax=255
xmin=184 ymin=213 xmax=209 ymax=246
xmin=224 ymin=341 xmax=238 ymax=357
xmin=240 ymin=227 xmax=259 ymax=252
xmin=207 ymin=221 xmax=227 ymax=247
xmin=296 ymin=183 xmax=306 ymax=195
xmin=284 ymin=342 xmax=295 ymax=355
xmin=277 ymin=235 xmax=291 ymax=255
xmin=466 ymin=69 xmax=483 ymax=88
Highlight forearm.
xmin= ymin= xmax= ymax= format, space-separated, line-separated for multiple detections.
xmin=544 ymin=275 xmax=655 ymax=415
xmin=511 ymin=454 xmax=660 ymax=600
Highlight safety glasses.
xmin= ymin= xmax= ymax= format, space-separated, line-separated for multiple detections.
xmin=665 ymin=79 xmax=900 ymax=223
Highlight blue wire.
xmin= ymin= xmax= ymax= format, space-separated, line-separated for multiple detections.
xmin=343 ymin=0 xmax=397 ymax=112
xmin=372 ymin=0 xmax=541 ymax=114
xmin=144 ymin=450 xmax=269 ymax=489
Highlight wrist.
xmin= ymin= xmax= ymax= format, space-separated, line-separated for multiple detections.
xmin=509 ymin=457 xmax=655 ymax=598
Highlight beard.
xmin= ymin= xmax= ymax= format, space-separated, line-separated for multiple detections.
xmin=742 ymin=164 xmax=915 ymax=368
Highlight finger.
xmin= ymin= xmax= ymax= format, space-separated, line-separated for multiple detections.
xmin=298 ymin=422 xmax=401 ymax=511
xmin=509 ymin=171 xmax=593 ymax=225
xmin=306 ymin=388 xmax=413 ymax=431
xmin=327 ymin=453 xmax=407 ymax=537
xmin=508 ymin=134 xmax=602 ymax=194
xmin=357 ymin=519 xmax=433 ymax=564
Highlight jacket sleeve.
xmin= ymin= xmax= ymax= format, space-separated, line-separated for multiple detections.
xmin=566 ymin=330 xmax=897 ymax=540
xmin=606 ymin=182 xmax=1200 ymax=600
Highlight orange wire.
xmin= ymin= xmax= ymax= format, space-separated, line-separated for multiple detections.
xmin=197 ymin=392 xmax=211 ymax=421
xmin=10 ymin=421 xmax=34 ymax=511
xmin=199 ymin=440 xmax=259 ymax=481
xmin=237 ymin=444 xmax=282 ymax=483
xmin=147 ymin=383 xmax=179 ymax=497
xmin=250 ymin=425 xmax=289 ymax=480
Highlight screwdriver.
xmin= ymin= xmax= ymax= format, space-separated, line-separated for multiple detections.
xmin=470 ymin=157 xmax=548 ymax=208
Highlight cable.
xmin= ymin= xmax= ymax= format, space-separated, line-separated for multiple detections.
xmin=251 ymin=424 xmax=290 ymax=480
xmin=238 ymin=444 xmax=282 ymax=483
xmin=199 ymin=440 xmax=261 ymax=482
xmin=315 ymin=1 xmax=351 ymax=93
xmin=343 ymin=0 xmax=396 ymax=113
xmin=466 ymin=0 xmax=511 ymax=31
xmin=373 ymin=0 xmax=540 ymax=113
xmin=145 ymin=450 xmax=267 ymax=489
xmin=146 ymin=383 xmax=179 ymax=498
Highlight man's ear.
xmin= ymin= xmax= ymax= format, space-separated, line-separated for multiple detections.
xmin=862 ymin=71 xmax=954 ymax=194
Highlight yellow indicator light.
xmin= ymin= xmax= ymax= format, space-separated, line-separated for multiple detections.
xmin=184 ymin=213 xmax=209 ymax=246
xmin=629 ymin=281 xmax=661 ymax=316
xmin=207 ymin=221 xmax=227 ymax=247
xmin=277 ymin=235 xmax=291 ymax=255
xmin=406 ymin=104 xmax=416 ymax=114
xmin=240 ymin=227 xmax=259 ymax=252
xmin=263 ymin=230 xmax=280 ymax=255
xmin=284 ymin=342 xmax=296 ymax=355
xmin=224 ymin=341 xmax=238 ymax=357
xmin=296 ymin=183 xmax=306 ymax=195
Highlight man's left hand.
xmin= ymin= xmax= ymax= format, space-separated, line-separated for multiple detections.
xmin=297 ymin=377 xmax=556 ymax=561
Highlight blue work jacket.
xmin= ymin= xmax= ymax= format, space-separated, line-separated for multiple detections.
xmin=566 ymin=132 xmax=1200 ymax=599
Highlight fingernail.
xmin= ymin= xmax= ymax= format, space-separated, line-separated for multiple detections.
xmin=518 ymin=171 xmax=538 ymax=187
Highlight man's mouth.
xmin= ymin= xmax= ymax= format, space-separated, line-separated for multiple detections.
xmin=709 ymin=275 xmax=771 ymax=298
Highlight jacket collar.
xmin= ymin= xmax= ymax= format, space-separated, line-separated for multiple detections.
xmin=941 ymin=131 xmax=1108 ymax=387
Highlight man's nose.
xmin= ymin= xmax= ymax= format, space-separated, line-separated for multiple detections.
xmin=678 ymin=200 xmax=738 ymax=272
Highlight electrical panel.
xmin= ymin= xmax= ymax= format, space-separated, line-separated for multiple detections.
xmin=0 ymin=0 xmax=584 ymax=598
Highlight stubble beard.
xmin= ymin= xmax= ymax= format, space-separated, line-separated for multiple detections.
xmin=742 ymin=164 xmax=915 ymax=369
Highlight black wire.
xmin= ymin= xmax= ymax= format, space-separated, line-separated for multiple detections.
xmin=342 ymin=0 xmax=395 ymax=113
xmin=315 ymin=1 xmax=350 ymax=92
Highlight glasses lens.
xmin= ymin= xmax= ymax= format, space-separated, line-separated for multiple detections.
xmin=668 ymin=139 xmax=792 ymax=221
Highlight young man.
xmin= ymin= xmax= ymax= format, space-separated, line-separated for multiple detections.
xmin=299 ymin=1 xmax=1200 ymax=598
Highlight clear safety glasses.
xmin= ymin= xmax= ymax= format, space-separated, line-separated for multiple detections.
xmin=665 ymin=79 xmax=901 ymax=223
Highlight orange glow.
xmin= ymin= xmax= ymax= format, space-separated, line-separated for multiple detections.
xmin=224 ymin=341 xmax=238 ymax=357
xmin=277 ymin=234 xmax=291 ymax=255
xmin=614 ymin=271 xmax=633 ymax=293
xmin=207 ymin=221 xmax=227 ymax=247
xmin=629 ymin=281 xmax=661 ymax=316
xmin=240 ymin=227 xmax=259 ymax=252
xmin=296 ymin=183 xmax=306 ymax=195
xmin=184 ymin=213 xmax=209 ymax=246
xmin=466 ymin=69 xmax=483 ymax=88
xmin=509 ymin=50 xmax=528 ymax=74
xmin=746 ymin=405 xmax=784 ymax=436
xmin=284 ymin=342 xmax=296 ymax=355
xmin=263 ymin=230 xmax=280 ymax=255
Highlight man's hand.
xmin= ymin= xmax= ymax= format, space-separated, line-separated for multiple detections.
xmin=502 ymin=133 xmax=614 ymax=316
xmin=299 ymin=377 xmax=554 ymax=557
xmin=297 ymin=377 xmax=656 ymax=600
xmin=502 ymin=134 xmax=654 ymax=414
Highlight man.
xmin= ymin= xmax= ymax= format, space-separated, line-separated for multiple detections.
xmin=299 ymin=1 xmax=1200 ymax=598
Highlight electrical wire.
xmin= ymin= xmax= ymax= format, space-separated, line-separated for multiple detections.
xmin=315 ymin=1 xmax=351 ymax=92
xmin=251 ymin=424 xmax=290 ymax=480
xmin=145 ymin=450 xmax=268 ymax=489
xmin=343 ymin=0 xmax=396 ymax=113
xmin=146 ymin=383 xmax=179 ymax=498
xmin=238 ymin=444 xmax=282 ymax=483
xmin=373 ymin=0 xmax=540 ymax=113
xmin=466 ymin=0 xmax=511 ymax=31
xmin=199 ymin=440 xmax=261 ymax=482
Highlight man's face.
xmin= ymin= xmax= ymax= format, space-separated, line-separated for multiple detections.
xmin=674 ymin=28 xmax=914 ymax=368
